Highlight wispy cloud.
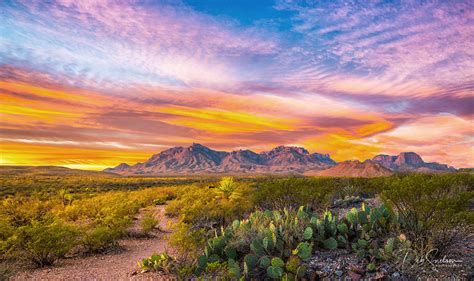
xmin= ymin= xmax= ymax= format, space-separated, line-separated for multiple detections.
xmin=2 ymin=0 xmax=279 ymax=88
xmin=275 ymin=0 xmax=474 ymax=94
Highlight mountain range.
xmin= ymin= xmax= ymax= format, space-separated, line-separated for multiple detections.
xmin=104 ymin=143 xmax=457 ymax=176
xmin=105 ymin=143 xmax=335 ymax=175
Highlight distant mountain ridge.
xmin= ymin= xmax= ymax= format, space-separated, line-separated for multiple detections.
xmin=104 ymin=144 xmax=457 ymax=176
xmin=371 ymin=152 xmax=456 ymax=172
xmin=306 ymin=160 xmax=394 ymax=178
xmin=1 ymin=166 xmax=114 ymax=177
xmin=104 ymin=143 xmax=336 ymax=174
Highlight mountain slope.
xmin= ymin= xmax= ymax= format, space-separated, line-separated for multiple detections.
xmin=306 ymin=160 xmax=393 ymax=177
xmin=124 ymin=143 xmax=229 ymax=174
xmin=219 ymin=150 xmax=265 ymax=173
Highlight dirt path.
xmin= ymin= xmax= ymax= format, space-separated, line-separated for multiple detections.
xmin=12 ymin=205 xmax=174 ymax=280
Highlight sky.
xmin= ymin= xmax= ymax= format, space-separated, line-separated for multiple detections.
xmin=0 ymin=0 xmax=473 ymax=170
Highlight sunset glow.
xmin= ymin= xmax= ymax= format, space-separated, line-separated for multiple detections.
xmin=1 ymin=0 xmax=473 ymax=169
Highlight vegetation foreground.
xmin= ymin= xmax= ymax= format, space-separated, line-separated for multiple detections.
xmin=0 ymin=173 xmax=472 ymax=280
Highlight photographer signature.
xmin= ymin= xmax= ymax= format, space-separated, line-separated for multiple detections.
xmin=402 ymin=248 xmax=464 ymax=271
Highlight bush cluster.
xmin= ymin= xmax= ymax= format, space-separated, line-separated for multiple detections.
xmin=0 ymin=187 xmax=174 ymax=266
xmin=252 ymin=176 xmax=382 ymax=210
xmin=0 ymin=174 xmax=202 ymax=198
xmin=381 ymin=173 xmax=473 ymax=267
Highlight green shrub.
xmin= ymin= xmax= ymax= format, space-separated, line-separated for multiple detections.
xmin=10 ymin=220 xmax=78 ymax=267
xmin=0 ymin=197 xmax=53 ymax=228
xmin=0 ymin=218 xmax=14 ymax=257
xmin=168 ymin=222 xmax=207 ymax=258
xmin=82 ymin=226 xmax=121 ymax=253
xmin=153 ymin=197 xmax=167 ymax=205
xmin=166 ymin=182 xmax=253 ymax=226
xmin=252 ymin=177 xmax=335 ymax=210
xmin=382 ymin=173 xmax=473 ymax=256
xmin=141 ymin=214 xmax=158 ymax=234
xmin=252 ymin=176 xmax=391 ymax=211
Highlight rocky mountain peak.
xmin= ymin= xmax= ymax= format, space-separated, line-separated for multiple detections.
xmin=115 ymin=163 xmax=130 ymax=169
xmin=189 ymin=143 xmax=208 ymax=151
xmin=264 ymin=146 xmax=310 ymax=157
xmin=372 ymin=154 xmax=397 ymax=162
xmin=395 ymin=152 xmax=424 ymax=166
xmin=372 ymin=151 xmax=454 ymax=173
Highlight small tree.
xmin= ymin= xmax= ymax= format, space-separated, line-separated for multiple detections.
xmin=58 ymin=189 xmax=73 ymax=206
xmin=217 ymin=177 xmax=238 ymax=200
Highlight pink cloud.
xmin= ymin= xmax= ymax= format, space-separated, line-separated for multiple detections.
xmin=8 ymin=0 xmax=279 ymax=88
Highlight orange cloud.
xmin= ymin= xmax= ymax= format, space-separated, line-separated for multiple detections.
xmin=350 ymin=115 xmax=474 ymax=167
xmin=157 ymin=105 xmax=298 ymax=133
xmin=0 ymin=141 xmax=151 ymax=170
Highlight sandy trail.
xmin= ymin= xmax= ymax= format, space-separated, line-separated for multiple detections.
xmin=12 ymin=205 xmax=174 ymax=281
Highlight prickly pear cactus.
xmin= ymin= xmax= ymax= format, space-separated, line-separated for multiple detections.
xmin=194 ymin=203 xmax=401 ymax=279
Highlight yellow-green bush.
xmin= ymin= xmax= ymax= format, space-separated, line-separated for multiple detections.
xmin=141 ymin=213 xmax=158 ymax=234
xmin=0 ymin=174 xmax=196 ymax=198
xmin=166 ymin=181 xmax=253 ymax=226
xmin=168 ymin=222 xmax=207 ymax=258
xmin=9 ymin=220 xmax=79 ymax=267
xmin=1 ymin=197 xmax=54 ymax=227
xmin=166 ymin=179 xmax=254 ymax=257
xmin=82 ymin=226 xmax=122 ymax=253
